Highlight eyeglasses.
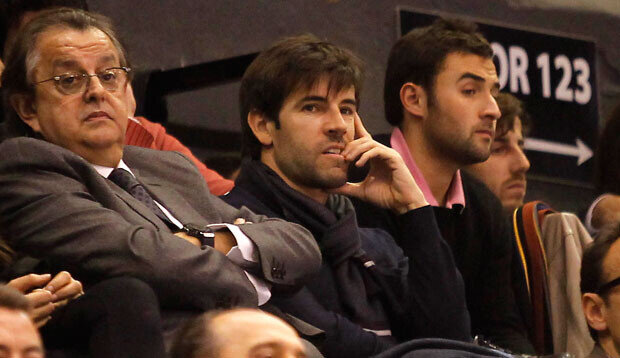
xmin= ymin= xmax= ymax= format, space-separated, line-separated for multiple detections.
xmin=33 ymin=67 xmax=131 ymax=95
xmin=597 ymin=276 xmax=620 ymax=295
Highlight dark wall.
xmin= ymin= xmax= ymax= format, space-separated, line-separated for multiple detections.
xmin=88 ymin=0 xmax=620 ymax=212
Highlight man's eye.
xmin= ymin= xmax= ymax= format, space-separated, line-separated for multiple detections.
xmin=340 ymin=107 xmax=355 ymax=116
xmin=462 ymin=89 xmax=476 ymax=96
xmin=59 ymin=75 xmax=79 ymax=86
xmin=491 ymin=146 xmax=507 ymax=154
xmin=99 ymin=72 xmax=117 ymax=82
xmin=302 ymin=104 xmax=318 ymax=112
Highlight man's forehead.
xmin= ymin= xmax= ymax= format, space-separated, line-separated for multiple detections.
xmin=35 ymin=26 xmax=119 ymax=65
xmin=289 ymin=79 xmax=356 ymax=101
xmin=496 ymin=117 xmax=524 ymax=140
xmin=439 ymin=51 xmax=498 ymax=82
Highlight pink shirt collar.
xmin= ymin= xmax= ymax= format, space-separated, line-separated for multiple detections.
xmin=390 ymin=127 xmax=466 ymax=209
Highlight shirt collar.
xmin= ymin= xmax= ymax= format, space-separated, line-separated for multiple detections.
xmin=390 ymin=127 xmax=466 ymax=209
xmin=92 ymin=159 xmax=134 ymax=178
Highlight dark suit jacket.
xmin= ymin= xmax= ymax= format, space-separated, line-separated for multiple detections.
xmin=0 ymin=137 xmax=321 ymax=311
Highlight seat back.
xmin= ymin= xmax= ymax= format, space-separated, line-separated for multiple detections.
xmin=511 ymin=201 xmax=555 ymax=354
xmin=540 ymin=212 xmax=594 ymax=357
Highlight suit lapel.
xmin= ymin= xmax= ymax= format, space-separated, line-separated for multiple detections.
xmin=135 ymin=168 xmax=208 ymax=226
xmin=106 ymin=170 xmax=169 ymax=231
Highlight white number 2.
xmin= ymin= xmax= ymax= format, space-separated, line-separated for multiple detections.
xmin=554 ymin=55 xmax=573 ymax=102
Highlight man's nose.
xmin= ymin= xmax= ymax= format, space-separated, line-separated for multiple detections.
xmin=483 ymin=95 xmax=502 ymax=121
xmin=325 ymin=108 xmax=347 ymax=137
xmin=82 ymin=75 xmax=106 ymax=102
xmin=511 ymin=147 xmax=531 ymax=174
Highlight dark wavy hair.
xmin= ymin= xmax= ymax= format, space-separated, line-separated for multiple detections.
xmin=384 ymin=17 xmax=493 ymax=127
xmin=495 ymin=92 xmax=531 ymax=138
xmin=581 ymin=221 xmax=620 ymax=340
xmin=170 ymin=310 xmax=222 ymax=358
xmin=239 ymin=34 xmax=364 ymax=159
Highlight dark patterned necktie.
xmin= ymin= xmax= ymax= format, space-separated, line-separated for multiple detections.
xmin=108 ymin=168 xmax=173 ymax=226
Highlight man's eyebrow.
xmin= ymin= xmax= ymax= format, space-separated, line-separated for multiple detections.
xmin=457 ymin=72 xmax=485 ymax=82
xmin=341 ymin=98 xmax=357 ymax=106
xmin=51 ymin=54 xmax=118 ymax=70
xmin=51 ymin=58 xmax=79 ymax=69
xmin=295 ymin=96 xmax=357 ymax=107
xmin=458 ymin=72 xmax=500 ymax=92
xmin=249 ymin=342 xmax=304 ymax=355
xmin=25 ymin=346 xmax=44 ymax=354
xmin=297 ymin=95 xmax=327 ymax=105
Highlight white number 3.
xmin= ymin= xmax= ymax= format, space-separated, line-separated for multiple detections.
xmin=573 ymin=58 xmax=591 ymax=105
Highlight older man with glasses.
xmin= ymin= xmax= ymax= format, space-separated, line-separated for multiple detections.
xmin=581 ymin=222 xmax=620 ymax=358
xmin=0 ymin=7 xmax=320 ymax=351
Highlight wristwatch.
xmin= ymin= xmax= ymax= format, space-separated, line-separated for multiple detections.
xmin=181 ymin=223 xmax=215 ymax=247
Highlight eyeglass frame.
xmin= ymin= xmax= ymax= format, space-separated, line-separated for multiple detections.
xmin=597 ymin=276 xmax=620 ymax=296
xmin=32 ymin=66 xmax=132 ymax=95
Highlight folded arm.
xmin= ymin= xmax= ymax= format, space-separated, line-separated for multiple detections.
xmin=389 ymin=206 xmax=472 ymax=341
xmin=0 ymin=138 xmax=319 ymax=310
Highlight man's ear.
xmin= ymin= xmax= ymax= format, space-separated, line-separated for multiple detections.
xmin=582 ymin=293 xmax=608 ymax=333
xmin=400 ymin=82 xmax=428 ymax=119
xmin=9 ymin=93 xmax=41 ymax=133
xmin=247 ymin=110 xmax=274 ymax=146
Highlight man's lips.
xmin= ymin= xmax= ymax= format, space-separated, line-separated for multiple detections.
xmin=84 ymin=111 xmax=112 ymax=121
xmin=505 ymin=180 xmax=526 ymax=191
xmin=322 ymin=145 xmax=345 ymax=156
xmin=475 ymin=129 xmax=495 ymax=138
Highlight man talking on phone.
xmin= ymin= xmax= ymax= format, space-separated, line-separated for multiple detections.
xmin=223 ymin=34 xmax=471 ymax=358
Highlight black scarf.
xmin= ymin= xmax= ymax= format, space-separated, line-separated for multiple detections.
xmin=232 ymin=160 xmax=391 ymax=331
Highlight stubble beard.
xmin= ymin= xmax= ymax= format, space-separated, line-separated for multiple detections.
xmin=275 ymin=152 xmax=348 ymax=192
xmin=425 ymin=105 xmax=491 ymax=166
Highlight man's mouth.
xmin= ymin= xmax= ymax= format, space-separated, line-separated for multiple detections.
xmin=84 ymin=111 xmax=112 ymax=121
xmin=505 ymin=180 xmax=526 ymax=191
xmin=324 ymin=147 xmax=343 ymax=155
xmin=475 ymin=129 xmax=495 ymax=138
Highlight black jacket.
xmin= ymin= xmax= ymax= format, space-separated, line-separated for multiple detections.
xmin=223 ymin=160 xmax=470 ymax=358
xmin=353 ymin=157 xmax=535 ymax=354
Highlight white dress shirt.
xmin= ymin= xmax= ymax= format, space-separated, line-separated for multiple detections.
xmin=93 ymin=159 xmax=271 ymax=305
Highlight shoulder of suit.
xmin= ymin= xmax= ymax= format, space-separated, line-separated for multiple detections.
xmin=124 ymin=145 xmax=193 ymax=165
xmin=0 ymin=137 xmax=84 ymax=165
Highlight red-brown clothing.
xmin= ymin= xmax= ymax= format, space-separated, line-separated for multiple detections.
xmin=125 ymin=117 xmax=234 ymax=195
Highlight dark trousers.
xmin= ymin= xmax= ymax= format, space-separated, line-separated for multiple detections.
xmin=42 ymin=277 xmax=166 ymax=358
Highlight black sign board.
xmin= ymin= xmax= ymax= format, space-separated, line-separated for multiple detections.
xmin=399 ymin=8 xmax=598 ymax=185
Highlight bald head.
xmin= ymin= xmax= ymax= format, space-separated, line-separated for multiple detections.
xmin=171 ymin=308 xmax=305 ymax=358
xmin=0 ymin=286 xmax=43 ymax=358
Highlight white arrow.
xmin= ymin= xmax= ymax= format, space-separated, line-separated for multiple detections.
xmin=524 ymin=137 xmax=593 ymax=166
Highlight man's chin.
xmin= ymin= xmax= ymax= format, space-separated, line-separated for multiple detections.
xmin=459 ymin=151 xmax=491 ymax=166
xmin=311 ymin=175 xmax=348 ymax=191
xmin=83 ymin=129 xmax=124 ymax=146
xmin=502 ymin=198 xmax=525 ymax=214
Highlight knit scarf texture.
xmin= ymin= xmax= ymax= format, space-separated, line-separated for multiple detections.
xmin=233 ymin=159 xmax=391 ymax=331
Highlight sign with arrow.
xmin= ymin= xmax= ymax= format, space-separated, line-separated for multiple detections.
xmin=524 ymin=138 xmax=593 ymax=166
xmin=399 ymin=8 xmax=599 ymax=185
